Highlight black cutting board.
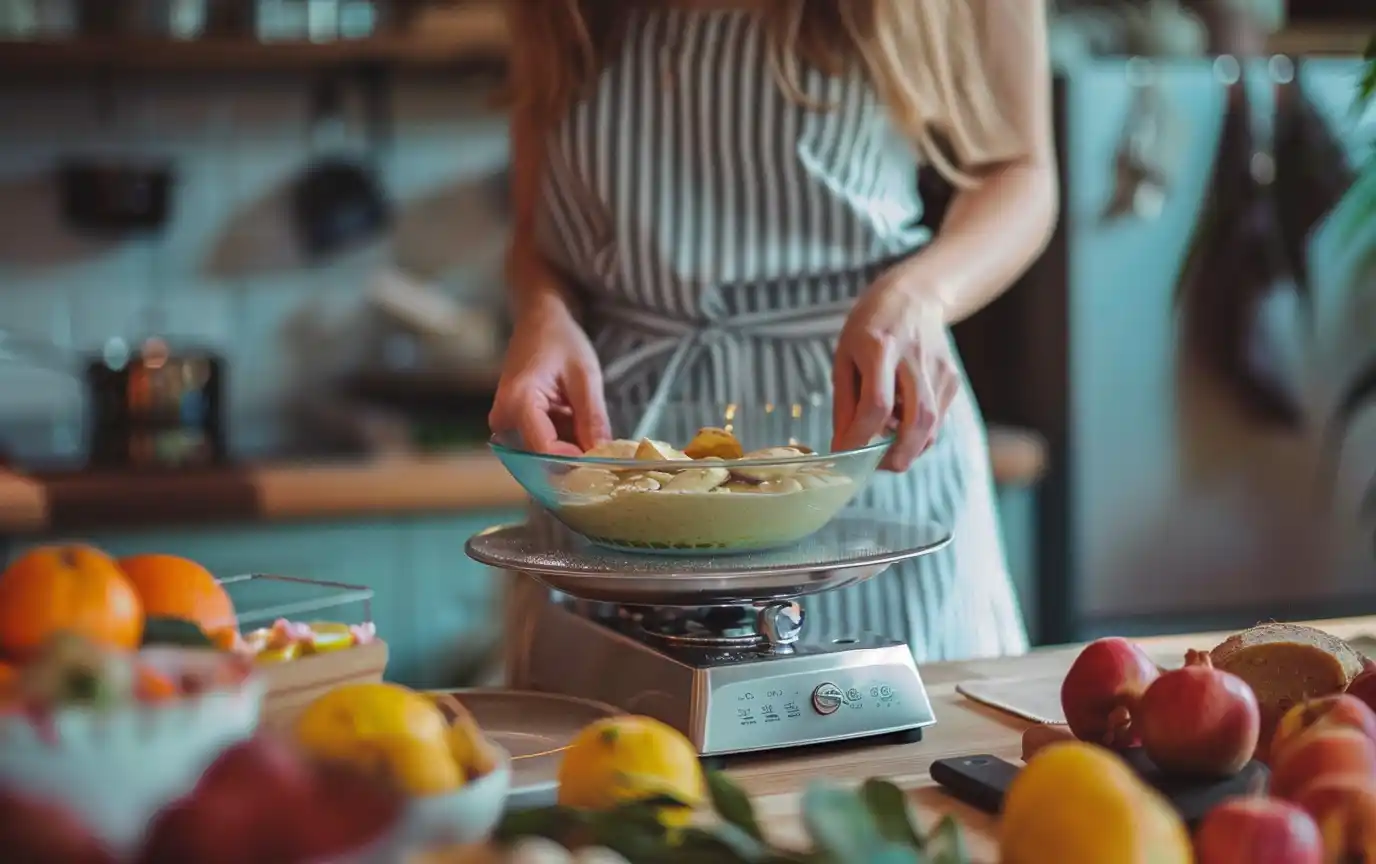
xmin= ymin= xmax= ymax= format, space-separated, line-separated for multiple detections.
xmin=930 ymin=749 xmax=1268 ymax=828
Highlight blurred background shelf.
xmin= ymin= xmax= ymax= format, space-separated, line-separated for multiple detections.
xmin=0 ymin=3 xmax=508 ymax=72
xmin=0 ymin=35 xmax=507 ymax=72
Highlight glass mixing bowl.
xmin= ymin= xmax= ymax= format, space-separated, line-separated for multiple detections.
xmin=490 ymin=402 xmax=892 ymax=554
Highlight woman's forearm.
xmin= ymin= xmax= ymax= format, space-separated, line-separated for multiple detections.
xmin=893 ymin=158 xmax=1059 ymax=324
xmin=505 ymin=249 xmax=579 ymax=321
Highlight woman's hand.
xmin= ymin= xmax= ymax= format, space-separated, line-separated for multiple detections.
xmin=489 ymin=293 xmax=611 ymax=456
xmin=832 ymin=275 xmax=961 ymax=472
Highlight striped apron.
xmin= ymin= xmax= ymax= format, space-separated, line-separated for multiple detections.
xmin=503 ymin=7 xmax=1027 ymax=680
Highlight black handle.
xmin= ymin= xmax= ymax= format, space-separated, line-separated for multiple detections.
xmin=929 ymin=754 xmax=1019 ymax=815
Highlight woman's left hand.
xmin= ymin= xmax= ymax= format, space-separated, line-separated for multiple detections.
xmin=832 ymin=274 xmax=961 ymax=472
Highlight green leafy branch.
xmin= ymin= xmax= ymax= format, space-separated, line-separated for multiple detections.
xmin=496 ymin=771 xmax=973 ymax=864
xmin=1363 ymin=34 xmax=1375 ymax=112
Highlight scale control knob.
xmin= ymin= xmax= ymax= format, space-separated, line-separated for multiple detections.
xmin=812 ymin=683 xmax=844 ymax=715
xmin=757 ymin=601 xmax=805 ymax=645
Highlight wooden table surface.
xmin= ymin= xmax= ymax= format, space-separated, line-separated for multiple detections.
xmin=723 ymin=617 xmax=1376 ymax=860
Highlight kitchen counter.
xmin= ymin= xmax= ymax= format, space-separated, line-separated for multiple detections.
xmin=724 ymin=616 xmax=1376 ymax=860
xmin=0 ymin=427 xmax=1046 ymax=534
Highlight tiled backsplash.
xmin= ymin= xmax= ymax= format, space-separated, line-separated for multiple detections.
xmin=0 ymin=73 xmax=510 ymax=455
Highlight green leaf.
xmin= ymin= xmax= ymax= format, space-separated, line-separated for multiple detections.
xmin=707 ymin=770 xmax=766 ymax=841
xmin=671 ymin=825 xmax=775 ymax=863
xmin=495 ymin=805 xmax=586 ymax=845
xmin=859 ymin=779 xmax=924 ymax=849
xmin=140 ymin=616 xmax=213 ymax=649
xmin=801 ymin=785 xmax=886 ymax=861
xmin=923 ymin=816 xmax=971 ymax=864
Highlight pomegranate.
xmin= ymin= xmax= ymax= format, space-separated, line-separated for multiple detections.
xmin=1060 ymin=637 xmax=1160 ymax=748
xmin=1137 ymin=649 xmax=1260 ymax=777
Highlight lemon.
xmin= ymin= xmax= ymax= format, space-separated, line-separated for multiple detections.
xmin=1000 ymin=742 xmax=1191 ymax=864
xmin=557 ymin=716 xmax=705 ymax=827
xmin=305 ymin=622 xmax=355 ymax=655
xmin=295 ymin=682 xmax=462 ymax=795
xmin=256 ymin=643 xmax=301 ymax=664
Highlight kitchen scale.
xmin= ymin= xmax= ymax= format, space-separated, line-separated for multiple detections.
xmin=465 ymin=514 xmax=952 ymax=760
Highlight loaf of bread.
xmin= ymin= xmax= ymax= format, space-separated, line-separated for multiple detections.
xmin=1211 ymin=623 xmax=1367 ymax=759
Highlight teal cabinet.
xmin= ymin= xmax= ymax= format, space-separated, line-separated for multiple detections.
xmin=8 ymin=509 xmax=524 ymax=689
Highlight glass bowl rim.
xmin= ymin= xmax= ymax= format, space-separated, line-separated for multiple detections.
xmin=488 ymin=431 xmax=894 ymax=469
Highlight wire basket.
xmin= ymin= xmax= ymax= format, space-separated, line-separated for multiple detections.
xmin=221 ymin=572 xmax=375 ymax=630
xmin=218 ymin=573 xmax=388 ymax=730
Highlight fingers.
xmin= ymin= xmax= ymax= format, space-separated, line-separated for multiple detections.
xmin=564 ymin=364 xmax=612 ymax=451
xmin=516 ymin=403 xmax=581 ymax=455
xmin=882 ymin=360 xmax=925 ymax=472
xmin=831 ymin=349 xmax=858 ymax=452
xmin=837 ymin=336 xmax=897 ymax=451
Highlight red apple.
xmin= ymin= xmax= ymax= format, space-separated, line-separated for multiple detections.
xmin=195 ymin=736 xmax=314 ymax=803
xmin=294 ymin=760 xmax=404 ymax=860
xmin=1138 ymin=649 xmax=1260 ymax=777
xmin=1294 ymin=775 xmax=1376 ymax=862
xmin=1194 ymin=796 xmax=1322 ymax=864
xmin=1272 ymin=694 xmax=1376 ymax=765
xmin=1271 ymin=727 xmax=1376 ymax=800
xmin=0 ymin=787 xmax=115 ymax=864
xmin=1061 ymin=637 xmax=1160 ymax=748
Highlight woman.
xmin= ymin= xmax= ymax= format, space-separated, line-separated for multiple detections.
xmin=490 ymin=0 xmax=1058 ymax=673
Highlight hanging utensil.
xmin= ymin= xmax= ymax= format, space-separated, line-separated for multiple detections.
xmin=1102 ymin=60 xmax=1179 ymax=223
xmin=289 ymin=72 xmax=391 ymax=261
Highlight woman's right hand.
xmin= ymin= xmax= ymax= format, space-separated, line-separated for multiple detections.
xmin=489 ymin=293 xmax=611 ymax=456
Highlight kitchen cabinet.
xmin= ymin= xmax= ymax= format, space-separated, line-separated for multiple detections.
xmin=8 ymin=508 xmax=523 ymax=688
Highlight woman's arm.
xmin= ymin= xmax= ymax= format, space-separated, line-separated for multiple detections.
xmin=504 ymin=12 xmax=578 ymax=320
xmin=891 ymin=0 xmax=1059 ymax=324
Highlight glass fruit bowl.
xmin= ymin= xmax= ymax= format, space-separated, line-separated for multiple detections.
xmin=490 ymin=401 xmax=891 ymax=554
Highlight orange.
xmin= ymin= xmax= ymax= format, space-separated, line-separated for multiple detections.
xmin=117 ymin=554 xmax=236 ymax=634
xmin=0 ymin=545 xmax=144 ymax=659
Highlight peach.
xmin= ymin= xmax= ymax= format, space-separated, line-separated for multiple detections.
xmin=1293 ymin=775 xmax=1376 ymax=862
xmin=1022 ymin=724 xmax=1076 ymax=763
xmin=1061 ymin=637 xmax=1160 ymax=748
xmin=1273 ymin=694 xmax=1376 ymax=764
xmin=1138 ymin=650 xmax=1260 ymax=777
xmin=1194 ymin=796 xmax=1322 ymax=864
xmin=1348 ymin=668 xmax=1376 ymax=717
xmin=1271 ymin=727 xmax=1376 ymax=800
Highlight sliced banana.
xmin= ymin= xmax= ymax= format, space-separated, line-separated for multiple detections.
xmin=662 ymin=466 xmax=730 ymax=493
xmin=797 ymin=471 xmax=851 ymax=489
xmin=583 ymin=439 xmax=641 ymax=460
xmin=559 ymin=467 xmax=618 ymax=496
xmin=615 ymin=474 xmax=663 ymax=493
xmin=732 ymin=447 xmax=805 ymax=482
xmin=683 ymin=426 xmax=745 ymax=460
xmin=756 ymin=477 xmax=804 ymax=495
xmin=718 ymin=481 xmax=760 ymax=494
xmin=634 ymin=438 xmax=691 ymax=462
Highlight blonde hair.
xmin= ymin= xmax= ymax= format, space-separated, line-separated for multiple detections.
xmin=506 ymin=0 xmax=1020 ymax=187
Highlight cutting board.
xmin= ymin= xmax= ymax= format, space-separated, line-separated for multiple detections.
xmin=931 ymin=749 xmax=1269 ymax=828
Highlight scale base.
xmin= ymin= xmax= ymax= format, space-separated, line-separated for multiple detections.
xmin=523 ymin=603 xmax=937 ymax=757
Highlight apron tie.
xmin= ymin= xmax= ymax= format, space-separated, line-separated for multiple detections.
xmin=595 ymin=299 xmax=853 ymax=440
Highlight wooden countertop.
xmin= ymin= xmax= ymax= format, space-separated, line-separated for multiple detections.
xmin=725 ymin=616 xmax=1376 ymax=860
xmin=0 ymin=426 xmax=1046 ymax=535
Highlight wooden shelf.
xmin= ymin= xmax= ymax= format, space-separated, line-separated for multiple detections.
xmin=0 ymin=8 xmax=507 ymax=72
xmin=1268 ymin=23 xmax=1372 ymax=56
